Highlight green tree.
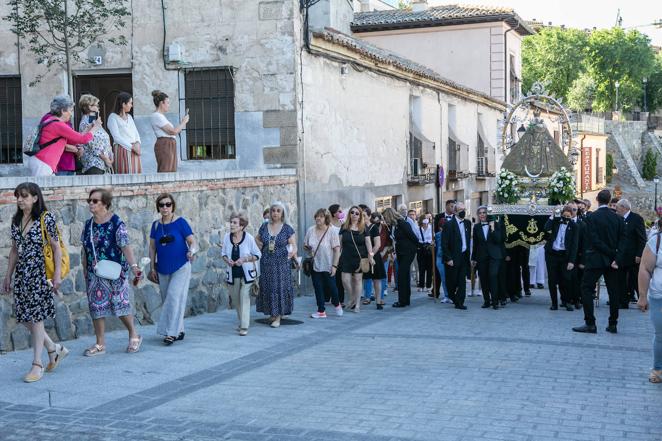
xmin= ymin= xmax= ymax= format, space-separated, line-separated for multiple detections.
xmin=567 ymin=72 xmax=596 ymax=111
xmin=585 ymin=28 xmax=656 ymax=112
xmin=521 ymin=27 xmax=588 ymax=99
xmin=4 ymin=0 xmax=130 ymax=93
xmin=606 ymin=152 xmax=614 ymax=183
xmin=398 ymin=0 xmax=411 ymax=9
xmin=645 ymin=51 xmax=662 ymax=113
xmin=642 ymin=148 xmax=658 ymax=181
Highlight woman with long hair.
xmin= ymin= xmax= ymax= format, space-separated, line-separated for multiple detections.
xmin=338 ymin=206 xmax=374 ymax=312
xmin=107 ymin=92 xmax=142 ymax=174
xmin=3 ymin=182 xmax=68 ymax=382
xmin=364 ymin=212 xmax=387 ymax=309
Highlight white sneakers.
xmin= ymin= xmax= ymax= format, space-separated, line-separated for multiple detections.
xmin=311 ymin=312 xmax=327 ymax=319
xmin=335 ymin=305 xmax=343 ymax=316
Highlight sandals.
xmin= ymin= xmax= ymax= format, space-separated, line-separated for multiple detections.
xmin=177 ymin=332 xmax=185 ymax=341
xmin=23 ymin=362 xmax=44 ymax=383
xmin=163 ymin=336 xmax=176 ymax=346
xmin=127 ymin=336 xmax=143 ymax=353
xmin=362 ymin=299 xmax=372 ymax=305
xmin=46 ymin=344 xmax=69 ymax=372
xmin=649 ymin=370 xmax=662 ymax=384
xmin=84 ymin=344 xmax=106 ymax=357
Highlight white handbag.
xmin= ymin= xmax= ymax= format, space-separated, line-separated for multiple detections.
xmin=89 ymin=220 xmax=122 ymax=280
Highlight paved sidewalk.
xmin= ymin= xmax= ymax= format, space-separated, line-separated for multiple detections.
xmin=0 ymin=287 xmax=661 ymax=441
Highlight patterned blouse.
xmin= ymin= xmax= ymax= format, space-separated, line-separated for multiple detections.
xmin=79 ymin=118 xmax=113 ymax=173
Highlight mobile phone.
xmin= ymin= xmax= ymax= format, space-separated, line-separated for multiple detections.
xmin=88 ymin=113 xmax=98 ymax=124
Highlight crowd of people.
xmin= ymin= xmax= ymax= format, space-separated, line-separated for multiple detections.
xmin=2 ymin=183 xmax=661 ymax=385
xmin=25 ymin=93 xmax=190 ymax=177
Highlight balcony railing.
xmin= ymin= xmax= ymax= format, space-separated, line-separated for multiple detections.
xmin=570 ymin=114 xmax=605 ymax=134
xmin=407 ymin=165 xmax=436 ymax=186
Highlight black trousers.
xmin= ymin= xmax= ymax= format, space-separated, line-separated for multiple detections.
xmin=569 ymin=266 xmax=583 ymax=305
xmin=508 ymin=247 xmax=530 ymax=295
xmin=445 ymin=256 xmax=468 ymax=307
xmin=623 ymin=264 xmax=640 ymax=305
xmin=545 ymin=250 xmax=571 ymax=307
xmin=581 ymin=266 xmax=621 ymax=326
xmin=396 ymin=252 xmax=416 ymax=306
xmin=327 ymin=269 xmax=344 ymax=304
xmin=476 ymin=258 xmax=501 ymax=306
xmin=434 ymin=266 xmax=442 ymax=298
xmin=498 ymin=258 xmax=508 ymax=302
xmin=417 ymin=248 xmax=433 ymax=288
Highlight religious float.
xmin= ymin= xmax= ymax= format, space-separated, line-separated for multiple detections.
xmin=492 ymin=82 xmax=579 ymax=249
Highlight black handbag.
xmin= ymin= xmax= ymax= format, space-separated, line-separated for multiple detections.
xmin=303 ymin=227 xmax=328 ymax=277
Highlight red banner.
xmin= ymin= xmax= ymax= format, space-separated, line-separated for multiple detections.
xmin=582 ymin=147 xmax=592 ymax=193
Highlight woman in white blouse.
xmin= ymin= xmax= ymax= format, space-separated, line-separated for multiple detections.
xmin=416 ymin=214 xmax=433 ymax=293
xmin=107 ymin=92 xmax=142 ymax=174
xmin=150 ymin=90 xmax=189 ymax=172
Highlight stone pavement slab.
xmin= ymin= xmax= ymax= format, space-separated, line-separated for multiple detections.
xmin=0 ymin=287 xmax=661 ymax=441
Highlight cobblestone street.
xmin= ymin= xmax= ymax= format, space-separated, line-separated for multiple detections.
xmin=1 ymin=287 xmax=660 ymax=441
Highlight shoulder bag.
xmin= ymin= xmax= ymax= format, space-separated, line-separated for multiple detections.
xmin=303 ymin=227 xmax=329 ymax=277
xmin=250 ymin=260 xmax=260 ymax=297
xmin=41 ymin=212 xmax=70 ymax=280
xmin=350 ymin=229 xmax=371 ymax=273
xmin=89 ymin=219 xmax=122 ymax=280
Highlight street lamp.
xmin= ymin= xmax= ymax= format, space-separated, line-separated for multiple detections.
xmin=517 ymin=124 xmax=526 ymax=136
xmin=615 ymin=81 xmax=620 ymax=112
xmin=655 ymin=177 xmax=659 ymax=211
xmin=643 ymin=77 xmax=648 ymax=113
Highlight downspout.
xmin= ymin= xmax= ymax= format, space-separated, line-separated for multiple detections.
xmin=503 ymin=20 xmax=520 ymax=104
xmin=579 ymin=134 xmax=587 ymax=198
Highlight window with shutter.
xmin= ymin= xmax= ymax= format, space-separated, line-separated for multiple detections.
xmin=0 ymin=77 xmax=22 ymax=164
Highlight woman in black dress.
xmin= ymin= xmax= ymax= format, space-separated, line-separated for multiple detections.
xmin=3 ymin=182 xmax=69 ymax=382
xmin=364 ymin=212 xmax=387 ymax=309
xmin=339 ymin=206 xmax=374 ymax=312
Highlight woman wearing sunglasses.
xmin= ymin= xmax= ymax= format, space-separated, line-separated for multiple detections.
xmin=338 ymin=206 xmax=375 ymax=312
xmin=81 ymin=188 xmax=143 ymax=356
xmin=148 ymin=194 xmax=197 ymax=345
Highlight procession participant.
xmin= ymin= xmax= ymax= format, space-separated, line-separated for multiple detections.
xmin=383 ymin=208 xmax=418 ymax=308
xmin=544 ymin=205 xmax=579 ymax=311
xmin=471 ymin=206 xmax=505 ymax=309
xmin=615 ymin=199 xmax=646 ymax=307
xmin=442 ymin=202 xmax=471 ymax=310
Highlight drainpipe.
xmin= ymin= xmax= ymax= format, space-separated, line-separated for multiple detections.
xmin=503 ymin=21 xmax=520 ymax=104
xmin=579 ymin=134 xmax=587 ymax=198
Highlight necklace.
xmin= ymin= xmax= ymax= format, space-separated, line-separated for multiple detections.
xmin=20 ymin=216 xmax=32 ymax=235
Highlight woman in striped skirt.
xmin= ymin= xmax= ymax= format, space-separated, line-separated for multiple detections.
xmin=107 ymin=92 xmax=142 ymax=174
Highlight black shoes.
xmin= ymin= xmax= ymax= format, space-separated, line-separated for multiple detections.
xmin=550 ymin=305 xmax=558 ymax=311
xmin=392 ymin=302 xmax=406 ymax=308
xmin=510 ymin=297 xmax=519 ymax=303
xmin=524 ymin=291 xmax=532 ymax=297
xmin=572 ymin=325 xmax=597 ymax=333
xmin=481 ymin=303 xmax=491 ymax=308
xmin=454 ymin=305 xmax=467 ymax=310
xmin=492 ymin=304 xmax=499 ymax=310
xmin=500 ymin=301 xmax=507 ymax=307
xmin=606 ymin=325 xmax=617 ymax=334
xmin=536 ymin=283 xmax=544 ymax=289
xmin=566 ymin=305 xmax=574 ymax=311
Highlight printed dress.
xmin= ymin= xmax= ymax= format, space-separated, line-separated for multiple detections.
xmin=256 ymin=223 xmax=295 ymax=317
xmin=10 ymin=212 xmax=57 ymax=323
xmin=81 ymin=214 xmax=132 ymax=319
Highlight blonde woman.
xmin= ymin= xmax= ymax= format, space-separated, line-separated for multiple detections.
xmin=78 ymin=94 xmax=114 ymax=175
xmin=338 ymin=206 xmax=374 ymax=312
xmin=222 ymin=212 xmax=261 ymax=336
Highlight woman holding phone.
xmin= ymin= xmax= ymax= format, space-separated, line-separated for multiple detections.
xmin=78 ymin=94 xmax=114 ymax=175
xmin=150 ymin=90 xmax=189 ymax=172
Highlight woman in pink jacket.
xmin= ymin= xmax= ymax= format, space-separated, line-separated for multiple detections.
xmin=30 ymin=96 xmax=101 ymax=177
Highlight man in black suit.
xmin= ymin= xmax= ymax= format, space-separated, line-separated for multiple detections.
xmin=570 ymin=201 xmax=586 ymax=309
xmin=615 ymin=199 xmax=647 ymax=307
xmin=471 ymin=206 xmax=505 ymax=309
xmin=442 ymin=202 xmax=471 ymax=310
xmin=432 ymin=200 xmax=456 ymax=299
xmin=573 ymin=189 xmax=626 ymax=334
xmin=544 ymin=205 xmax=579 ymax=311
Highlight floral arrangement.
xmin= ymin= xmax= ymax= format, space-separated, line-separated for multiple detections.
xmin=547 ymin=167 xmax=576 ymax=204
xmin=495 ymin=169 xmax=521 ymax=204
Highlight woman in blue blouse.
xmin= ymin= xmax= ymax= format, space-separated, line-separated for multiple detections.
xmin=148 ymin=193 xmax=197 ymax=345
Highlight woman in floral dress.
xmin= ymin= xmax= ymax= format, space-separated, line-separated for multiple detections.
xmin=81 ymin=188 xmax=143 ymax=356
xmin=78 ymin=94 xmax=114 ymax=175
xmin=2 ymin=182 xmax=69 ymax=382
xmin=255 ymin=202 xmax=297 ymax=328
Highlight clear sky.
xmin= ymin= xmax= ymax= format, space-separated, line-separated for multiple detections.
xmin=429 ymin=0 xmax=662 ymax=46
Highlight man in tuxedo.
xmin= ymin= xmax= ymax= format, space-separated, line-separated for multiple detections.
xmin=570 ymin=201 xmax=585 ymax=309
xmin=544 ymin=205 xmax=579 ymax=311
xmin=432 ymin=199 xmax=456 ymax=299
xmin=471 ymin=206 xmax=505 ymax=309
xmin=615 ymin=199 xmax=646 ymax=307
xmin=573 ymin=189 xmax=626 ymax=334
xmin=442 ymin=202 xmax=471 ymax=310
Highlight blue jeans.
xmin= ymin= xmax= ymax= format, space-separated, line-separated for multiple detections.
xmin=649 ymin=295 xmax=662 ymax=370
xmin=436 ymin=257 xmax=449 ymax=298
xmin=381 ymin=260 xmax=388 ymax=297
xmin=363 ymin=279 xmax=373 ymax=299
xmin=311 ymin=270 xmax=339 ymax=313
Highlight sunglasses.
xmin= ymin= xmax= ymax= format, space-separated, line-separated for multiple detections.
xmin=350 ymin=211 xmax=360 ymax=215
xmin=87 ymin=198 xmax=101 ymax=205
xmin=158 ymin=202 xmax=173 ymax=208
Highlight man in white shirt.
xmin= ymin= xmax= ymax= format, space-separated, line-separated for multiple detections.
xmin=441 ymin=202 xmax=471 ymax=309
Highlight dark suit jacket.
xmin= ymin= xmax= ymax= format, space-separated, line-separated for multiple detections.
xmin=442 ymin=216 xmax=471 ymax=263
xmin=543 ymin=217 xmax=579 ymax=264
xmin=582 ymin=206 xmax=626 ymax=269
xmin=574 ymin=217 xmax=586 ymax=266
xmin=471 ymin=221 xmax=505 ymax=262
xmin=621 ymin=211 xmax=647 ymax=266
xmin=393 ymin=219 xmax=419 ymax=257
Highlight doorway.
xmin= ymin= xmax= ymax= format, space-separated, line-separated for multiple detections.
xmin=73 ymin=73 xmax=132 ymax=129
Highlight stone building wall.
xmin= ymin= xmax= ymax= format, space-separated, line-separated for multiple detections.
xmin=0 ymin=171 xmax=297 ymax=351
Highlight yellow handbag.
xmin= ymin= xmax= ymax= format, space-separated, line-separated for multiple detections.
xmin=40 ymin=212 xmax=70 ymax=280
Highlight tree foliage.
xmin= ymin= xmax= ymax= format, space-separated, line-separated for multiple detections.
xmin=606 ymin=152 xmax=614 ymax=183
xmin=642 ymin=148 xmax=658 ymax=181
xmin=522 ymin=27 xmax=588 ymax=99
xmin=4 ymin=0 xmax=130 ymax=89
xmin=566 ymin=72 xmax=596 ymax=112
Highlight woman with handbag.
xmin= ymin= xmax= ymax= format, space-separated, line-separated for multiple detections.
xmin=255 ymin=202 xmax=297 ymax=329
xmin=339 ymin=206 xmax=375 ymax=313
xmin=148 ymin=193 xmax=197 ymax=344
xmin=2 ymin=182 xmax=69 ymax=382
xmin=637 ymin=229 xmax=662 ymax=383
xmin=304 ymin=208 xmax=342 ymax=319
xmin=221 ymin=212 xmax=261 ymax=336
xmin=364 ymin=212 xmax=387 ymax=310
xmin=81 ymin=188 xmax=143 ymax=356
xmin=78 ymin=94 xmax=114 ymax=175
xmin=416 ymin=215 xmax=433 ymax=293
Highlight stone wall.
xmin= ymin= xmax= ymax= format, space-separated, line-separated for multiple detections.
xmin=0 ymin=171 xmax=297 ymax=352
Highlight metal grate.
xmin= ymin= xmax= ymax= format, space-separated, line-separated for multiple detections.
xmin=0 ymin=76 xmax=22 ymax=164
xmin=184 ymin=69 xmax=235 ymax=160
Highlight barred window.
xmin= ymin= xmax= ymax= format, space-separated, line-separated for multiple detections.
xmin=0 ymin=76 xmax=22 ymax=164
xmin=185 ymin=69 xmax=235 ymax=160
